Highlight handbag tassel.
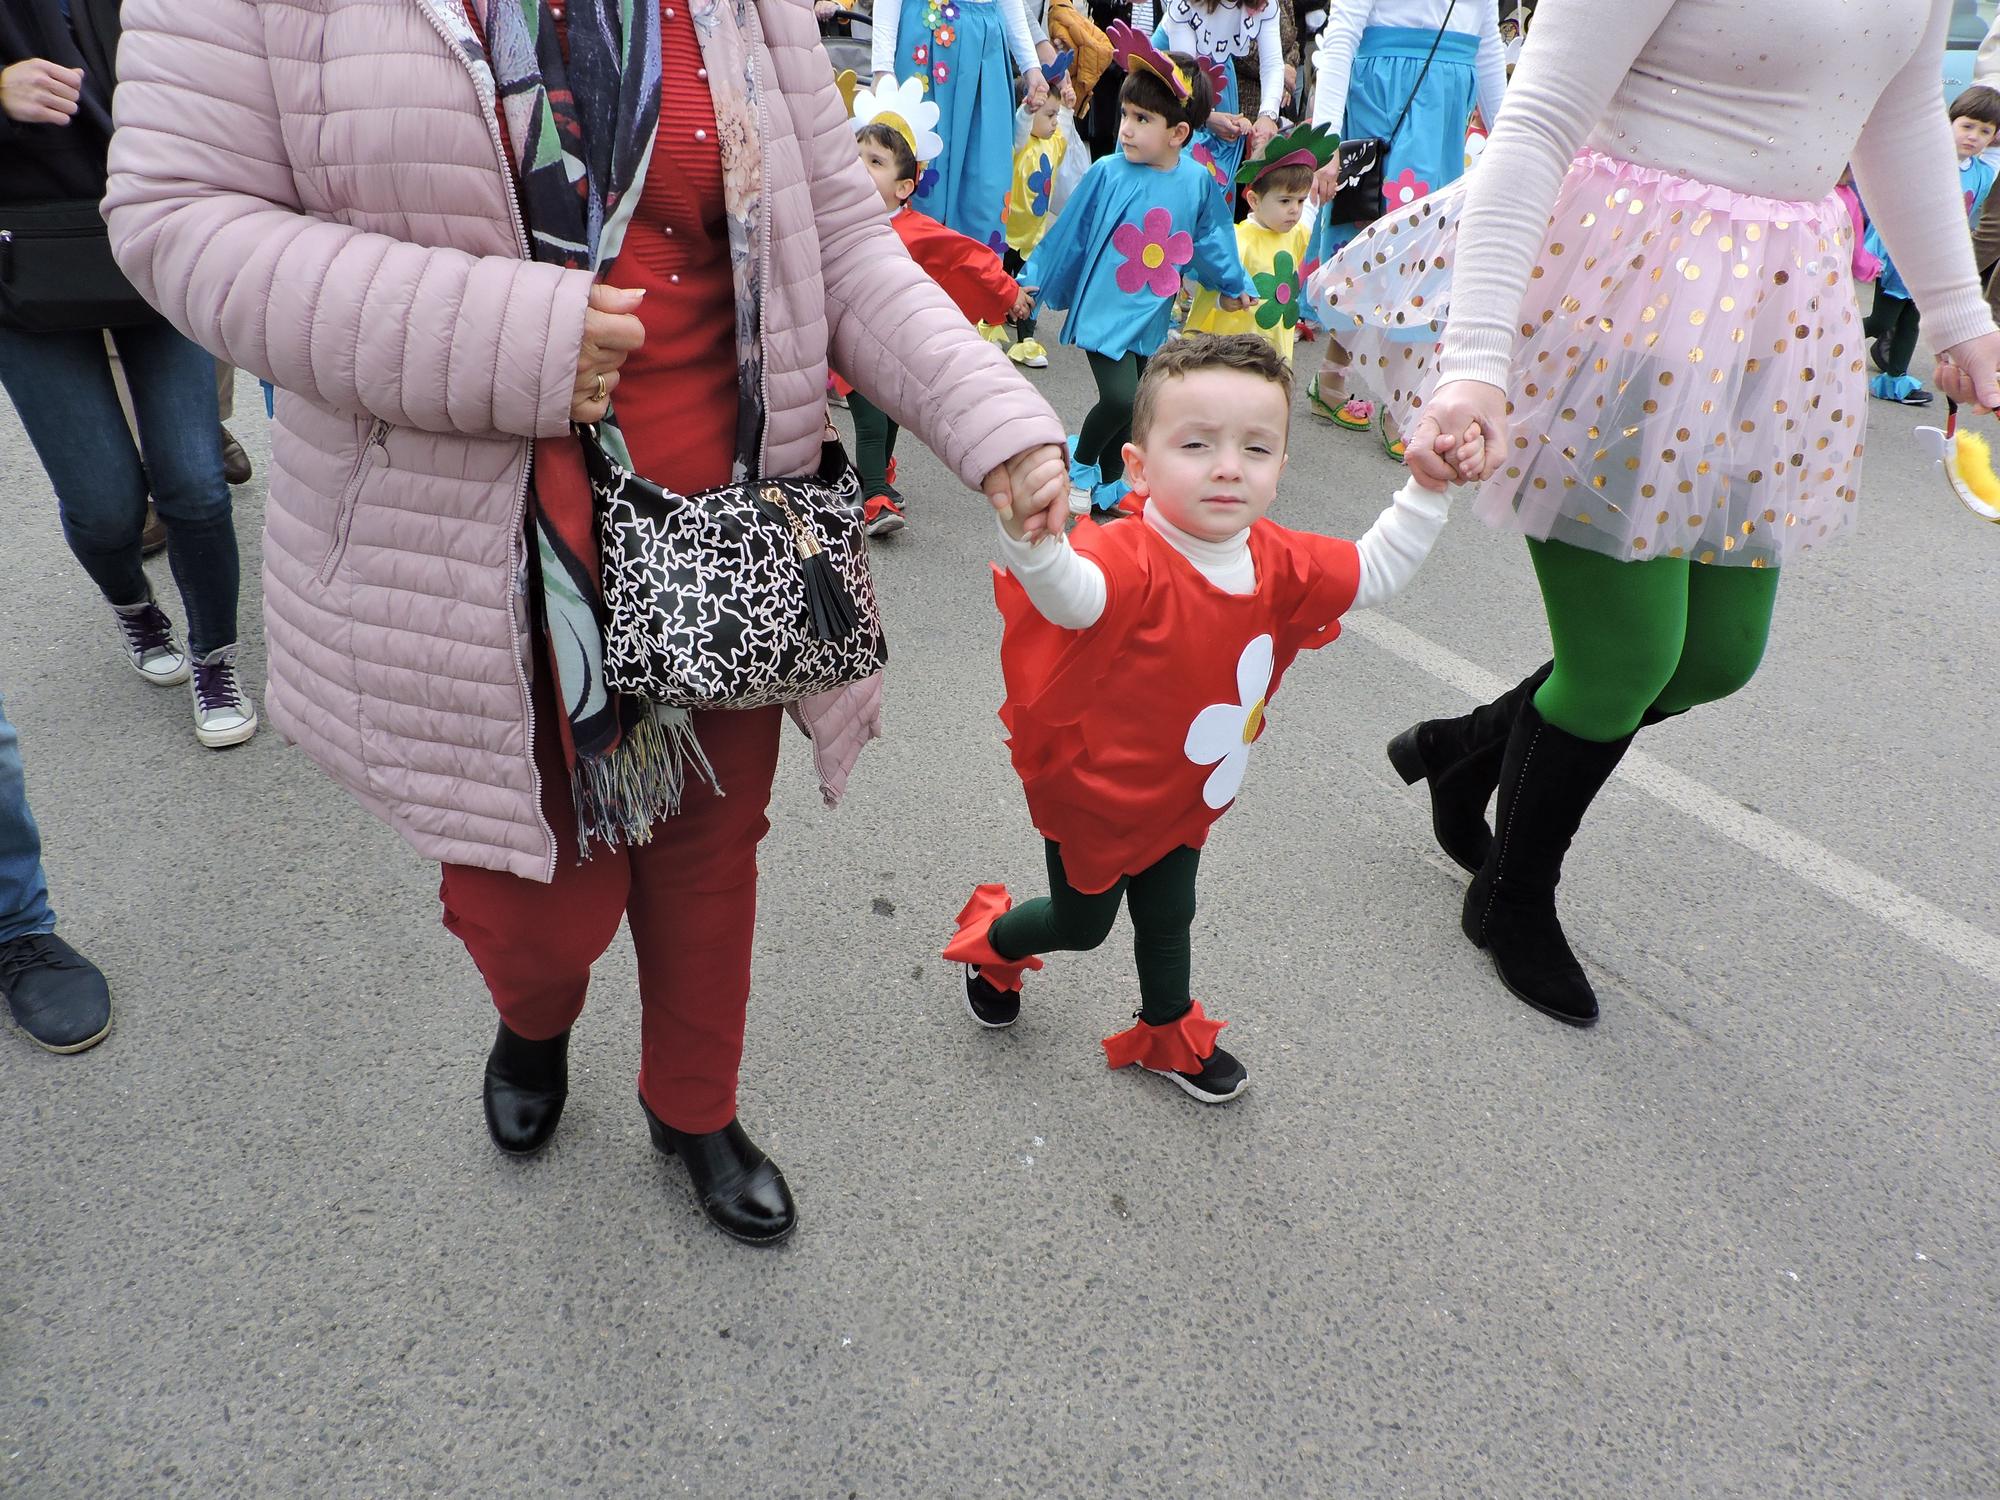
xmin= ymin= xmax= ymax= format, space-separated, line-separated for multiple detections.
xmin=804 ymin=550 xmax=860 ymax=642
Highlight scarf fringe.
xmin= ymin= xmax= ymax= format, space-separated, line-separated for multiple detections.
xmin=570 ymin=706 xmax=720 ymax=856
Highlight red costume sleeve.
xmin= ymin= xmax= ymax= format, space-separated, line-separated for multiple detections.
xmin=1265 ymin=525 xmax=1362 ymax=652
xmin=895 ymin=210 xmax=1022 ymax=327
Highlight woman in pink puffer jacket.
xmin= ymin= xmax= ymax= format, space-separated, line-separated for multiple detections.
xmin=104 ymin=0 xmax=1067 ymax=1244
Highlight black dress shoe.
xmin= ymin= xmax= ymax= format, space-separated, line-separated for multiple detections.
xmin=641 ymin=1099 xmax=796 ymax=1245
xmin=482 ymin=1021 xmax=569 ymax=1155
xmin=220 ymin=427 xmax=253 ymax=486
xmin=0 ymin=932 xmax=112 ymax=1053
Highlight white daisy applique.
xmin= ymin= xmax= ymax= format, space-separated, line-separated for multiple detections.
xmin=1183 ymin=634 xmax=1273 ymax=810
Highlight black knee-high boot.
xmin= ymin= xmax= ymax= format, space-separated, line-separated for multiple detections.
xmin=1461 ymin=700 xmax=1633 ymax=1026
xmin=1387 ymin=662 xmax=1554 ymax=873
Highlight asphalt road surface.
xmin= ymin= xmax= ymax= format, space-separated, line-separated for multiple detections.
xmin=4 ymin=331 xmax=1996 ymax=1498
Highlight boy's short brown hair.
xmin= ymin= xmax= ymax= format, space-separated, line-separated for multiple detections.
xmin=1950 ymin=84 xmax=2000 ymax=129
xmin=1118 ymin=50 xmax=1215 ymax=135
xmin=1132 ymin=332 xmax=1294 ymax=443
xmin=1247 ymin=162 xmax=1315 ymax=197
xmin=856 ymin=122 xmax=919 ymax=185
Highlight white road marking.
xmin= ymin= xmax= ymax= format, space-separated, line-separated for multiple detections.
xmin=1347 ymin=612 xmax=2000 ymax=987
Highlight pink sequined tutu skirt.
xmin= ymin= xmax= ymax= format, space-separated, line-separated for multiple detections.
xmin=1307 ymin=151 xmax=1869 ymax=568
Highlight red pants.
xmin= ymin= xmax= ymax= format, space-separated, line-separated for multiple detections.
xmin=440 ymin=662 xmax=781 ymax=1134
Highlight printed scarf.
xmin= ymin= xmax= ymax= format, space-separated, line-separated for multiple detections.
xmin=463 ymin=0 xmax=768 ymax=850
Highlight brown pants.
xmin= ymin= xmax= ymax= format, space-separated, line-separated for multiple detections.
xmin=1974 ymin=200 xmax=2000 ymax=328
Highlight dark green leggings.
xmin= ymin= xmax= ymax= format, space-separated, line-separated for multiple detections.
xmin=1076 ymin=351 xmax=1148 ymax=484
xmin=1528 ymin=537 xmax=1780 ymax=743
xmin=849 ymin=391 xmax=899 ymax=497
xmin=1863 ymin=291 xmax=1920 ymax=380
xmin=988 ymin=840 xmax=1199 ymax=1025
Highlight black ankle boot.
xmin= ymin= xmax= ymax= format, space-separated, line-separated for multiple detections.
xmin=641 ymin=1098 xmax=796 ymax=1246
xmin=1461 ymin=701 xmax=1633 ymax=1026
xmin=482 ymin=1021 xmax=570 ymax=1155
xmin=1387 ymin=662 xmax=1553 ymax=873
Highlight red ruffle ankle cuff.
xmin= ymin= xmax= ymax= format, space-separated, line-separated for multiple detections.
xmin=1102 ymin=1000 xmax=1225 ymax=1073
xmin=941 ymin=883 xmax=1045 ymax=992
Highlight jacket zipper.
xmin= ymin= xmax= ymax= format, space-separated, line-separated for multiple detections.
xmin=411 ymin=0 xmax=555 ymax=880
xmin=746 ymin=7 xmax=776 ymax=477
xmin=317 ymin=418 xmax=390 ymax=585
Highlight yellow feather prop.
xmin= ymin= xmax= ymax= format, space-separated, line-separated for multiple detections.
xmin=1950 ymin=429 xmax=2000 ymax=509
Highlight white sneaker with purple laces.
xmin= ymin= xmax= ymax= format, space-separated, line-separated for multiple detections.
xmin=112 ymin=597 xmax=190 ymax=686
xmin=189 ymin=644 xmax=258 ymax=748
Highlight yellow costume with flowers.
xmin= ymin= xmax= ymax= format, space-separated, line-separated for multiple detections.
xmin=1185 ymin=218 xmax=1312 ymax=362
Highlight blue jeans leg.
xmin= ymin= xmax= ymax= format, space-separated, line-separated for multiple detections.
xmin=0 ymin=692 xmax=55 ymax=945
xmin=0 ymin=321 xmax=239 ymax=655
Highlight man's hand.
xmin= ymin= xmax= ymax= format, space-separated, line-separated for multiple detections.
xmin=0 ymin=59 xmax=83 ymax=126
xmin=1405 ymin=378 xmax=1508 ymax=487
xmin=983 ymin=443 xmax=1069 ymax=540
xmin=571 ymin=284 xmax=647 ymax=424
xmin=1937 ymin=330 xmax=2000 ymax=409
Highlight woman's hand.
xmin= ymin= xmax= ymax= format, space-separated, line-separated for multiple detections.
xmin=1250 ymin=115 xmax=1279 ymax=155
xmin=1310 ymin=157 xmax=1345 ymax=204
xmin=983 ymin=443 xmax=1069 ymax=539
xmin=1406 ymin=378 xmax=1509 ymax=487
xmin=0 ymin=59 xmax=84 ymax=126
xmin=571 ymin=284 xmax=647 ymax=425
xmin=1024 ymin=73 xmax=1051 ymax=112
xmin=1207 ymin=112 xmax=1248 ymax=143
xmin=1936 ymin=330 xmax=2000 ymax=409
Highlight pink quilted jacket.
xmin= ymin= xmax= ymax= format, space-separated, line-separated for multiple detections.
xmin=103 ymin=0 xmax=1063 ymax=880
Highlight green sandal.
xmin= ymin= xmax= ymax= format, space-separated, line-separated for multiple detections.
xmin=1377 ymin=409 xmax=1406 ymax=461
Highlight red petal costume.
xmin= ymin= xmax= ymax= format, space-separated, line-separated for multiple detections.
xmin=994 ymin=515 xmax=1362 ymax=896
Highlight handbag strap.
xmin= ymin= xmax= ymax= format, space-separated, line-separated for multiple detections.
xmin=1380 ymin=0 xmax=1459 ymax=150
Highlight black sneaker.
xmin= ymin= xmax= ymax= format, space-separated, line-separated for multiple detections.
xmin=963 ymin=965 xmax=1021 ymax=1028
xmin=1148 ymin=1043 xmax=1248 ymax=1104
xmin=0 ymin=932 xmax=112 ymax=1053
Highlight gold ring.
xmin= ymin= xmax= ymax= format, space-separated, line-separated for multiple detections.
xmin=592 ymin=373 xmax=607 ymax=403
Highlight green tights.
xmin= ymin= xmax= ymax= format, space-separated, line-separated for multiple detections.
xmin=849 ymin=391 xmax=899 ymax=497
xmin=1076 ymin=351 xmax=1148 ymax=484
xmin=988 ymin=841 xmax=1199 ymax=1026
xmin=1527 ymin=537 xmax=1781 ymax=743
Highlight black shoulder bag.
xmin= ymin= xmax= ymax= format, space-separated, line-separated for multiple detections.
xmin=582 ymin=425 xmax=889 ymax=710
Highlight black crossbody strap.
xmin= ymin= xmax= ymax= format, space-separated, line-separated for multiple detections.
xmin=1382 ymin=0 xmax=1458 ymax=150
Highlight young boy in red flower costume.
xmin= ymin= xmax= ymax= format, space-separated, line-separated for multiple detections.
xmin=944 ymin=333 xmax=1470 ymax=1102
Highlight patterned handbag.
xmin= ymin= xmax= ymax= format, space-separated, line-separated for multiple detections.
xmin=584 ymin=426 xmax=888 ymax=709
